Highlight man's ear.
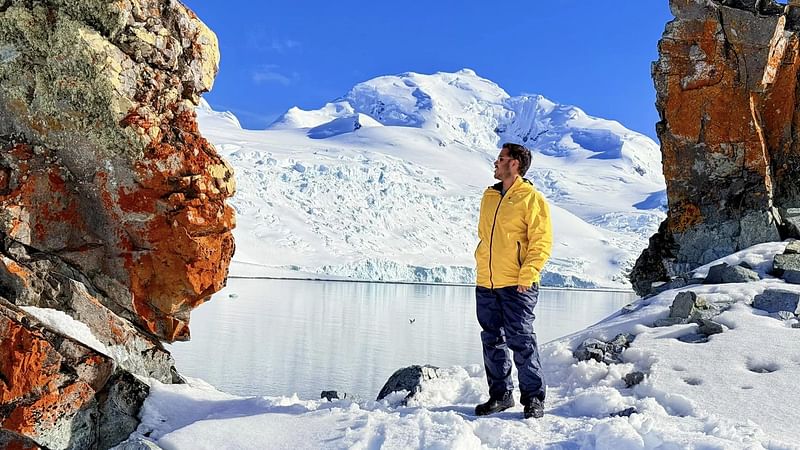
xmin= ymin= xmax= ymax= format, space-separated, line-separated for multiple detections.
xmin=510 ymin=159 xmax=520 ymax=175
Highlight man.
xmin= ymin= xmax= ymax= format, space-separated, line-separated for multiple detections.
xmin=474 ymin=142 xmax=552 ymax=419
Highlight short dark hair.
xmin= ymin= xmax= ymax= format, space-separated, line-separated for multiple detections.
xmin=502 ymin=143 xmax=531 ymax=176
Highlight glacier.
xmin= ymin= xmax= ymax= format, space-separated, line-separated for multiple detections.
xmin=197 ymin=69 xmax=666 ymax=289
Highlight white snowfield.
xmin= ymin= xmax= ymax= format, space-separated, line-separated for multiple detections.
xmin=120 ymin=242 xmax=800 ymax=449
xmin=197 ymin=69 xmax=666 ymax=289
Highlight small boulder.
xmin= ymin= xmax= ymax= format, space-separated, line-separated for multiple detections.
xmin=696 ymin=319 xmax=724 ymax=336
xmin=110 ymin=438 xmax=164 ymax=450
xmin=623 ymin=371 xmax=645 ymax=388
xmin=678 ymin=333 xmax=709 ymax=344
xmin=321 ymin=391 xmax=344 ymax=401
xmin=376 ymin=365 xmax=439 ymax=402
xmin=573 ymin=334 xmax=635 ymax=364
xmin=772 ymin=253 xmax=800 ymax=277
xmin=654 ymin=317 xmax=686 ymax=327
xmin=782 ymin=270 xmax=800 ymax=285
xmin=703 ymin=263 xmax=760 ymax=284
xmin=753 ymin=289 xmax=800 ymax=314
xmin=784 ymin=240 xmax=800 ymax=255
xmin=610 ymin=407 xmax=637 ymax=417
xmin=669 ymin=291 xmax=697 ymax=319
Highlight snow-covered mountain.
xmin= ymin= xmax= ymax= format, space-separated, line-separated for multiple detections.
xmin=197 ymin=69 xmax=666 ymax=289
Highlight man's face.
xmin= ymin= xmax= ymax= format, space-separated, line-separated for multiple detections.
xmin=493 ymin=148 xmax=518 ymax=180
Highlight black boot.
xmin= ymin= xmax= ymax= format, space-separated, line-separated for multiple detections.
xmin=523 ymin=398 xmax=544 ymax=419
xmin=475 ymin=391 xmax=514 ymax=416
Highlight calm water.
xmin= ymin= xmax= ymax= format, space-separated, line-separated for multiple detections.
xmin=168 ymin=279 xmax=634 ymax=400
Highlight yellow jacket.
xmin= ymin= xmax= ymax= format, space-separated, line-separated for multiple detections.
xmin=475 ymin=176 xmax=552 ymax=288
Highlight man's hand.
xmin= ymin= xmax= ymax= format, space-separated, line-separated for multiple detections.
xmin=517 ymin=284 xmax=531 ymax=293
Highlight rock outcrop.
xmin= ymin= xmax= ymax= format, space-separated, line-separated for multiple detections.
xmin=632 ymin=0 xmax=800 ymax=295
xmin=0 ymin=1 xmax=234 ymax=448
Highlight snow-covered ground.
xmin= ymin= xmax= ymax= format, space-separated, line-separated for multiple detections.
xmin=198 ymin=69 xmax=666 ymax=289
xmin=115 ymin=242 xmax=800 ymax=449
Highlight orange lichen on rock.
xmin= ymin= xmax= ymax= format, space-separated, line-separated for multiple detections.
xmin=0 ymin=318 xmax=60 ymax=405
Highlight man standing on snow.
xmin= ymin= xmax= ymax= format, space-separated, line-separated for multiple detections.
xmin=474 ymin=142 xmax=552 ymax=419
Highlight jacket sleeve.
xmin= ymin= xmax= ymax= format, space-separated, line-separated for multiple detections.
xmin=518 ymin=192 xmax=553 ymax=287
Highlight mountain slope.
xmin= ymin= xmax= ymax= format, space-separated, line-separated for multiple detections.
xmin=197 ymin=69 xmax=666 ymax=288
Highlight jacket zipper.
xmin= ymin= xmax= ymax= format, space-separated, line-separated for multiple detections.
xmin=488 ymin=192 xmax=504 ymax=289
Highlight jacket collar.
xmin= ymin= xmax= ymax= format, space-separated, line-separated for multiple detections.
xmin=490 ymin=175 xmax=523 ymax=194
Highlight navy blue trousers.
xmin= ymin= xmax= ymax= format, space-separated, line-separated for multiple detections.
xmin=476 ymin=285 xmax=545 ymax=404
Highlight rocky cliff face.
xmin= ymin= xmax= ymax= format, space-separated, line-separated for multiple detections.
xmin=631 ymin=0 xmax=800 ymax=295
xmin=0 ymin=1 xmax=235 ymax=448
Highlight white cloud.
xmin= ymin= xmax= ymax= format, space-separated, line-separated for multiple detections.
xmin=269 ymin=39 xmax=301 ymax=53
xmin=247 ymin=30 xmax=302 ymax=54
xmin=251 ymin=65 xmax=297 ymax=86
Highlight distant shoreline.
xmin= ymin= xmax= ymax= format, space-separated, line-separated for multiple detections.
xmin=226 ymin=275 xmax=635 ymax=294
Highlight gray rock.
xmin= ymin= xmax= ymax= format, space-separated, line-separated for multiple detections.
xmin=654 ymin=317 xmax=686 ymax=327
xmin=753 ymin=289 xmax=800 ymax=314
xmin=793 ymin=322 xmax=800 ymax=329
xmin=321 ymin=390 xmax=346 ymax=401
xmin=696 ymin=319 xmax=724 ymax=336
xmin=623 ymin=372 xmax=645 ymax=388
xmin=688 ymin=296 xmax=726 ymax=322
xmin=678 ymin=333 xmax=709 ymax=344
xmin=670 ymin=291 xmax=697 ymax=318
xmin=0 ymin=430 xmax=44 ymax=449
xmin=782 ymin=269 xmax=800 ymax=285
xmin=573 ymin=334 xmax=635 ymax=364
xmin=784 ymin=240 xmax=800 ymax=255
xmin=703 ymin=264 xmax=727 ymax=284
xmin=703 ymin=263 xmax=760 ymax=284
xmin=610 ymin=407 xmax=637 ymax=417
xmin=111 ymin=438 xmax=164 ymax=450
xmin=377 ymin=365 xmax=439 ymax=402
xmin=97 ymin=372 xmax=151 ymax=450
xmin=773 ymin=253 xmax=800 ymax=276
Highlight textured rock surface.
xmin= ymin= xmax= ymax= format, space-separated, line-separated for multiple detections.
xmin=0 ymin=1 xmax=233 ymax=448
xmin=0 ymin=298 xmax=150 ymax=450
xmin=376 ymin=365 xmax=440 ymax=402
xmin=631 ymin=0 xmax=800 ymax=295
xmin=0 ymin=0 xmax=234 ymax=342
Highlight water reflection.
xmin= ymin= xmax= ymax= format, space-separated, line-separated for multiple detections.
xmin=168 ymin=279 xmax=634 ymax=399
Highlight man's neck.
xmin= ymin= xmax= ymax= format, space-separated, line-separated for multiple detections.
xmin=501 ymin=175 xmax=518 ymax=193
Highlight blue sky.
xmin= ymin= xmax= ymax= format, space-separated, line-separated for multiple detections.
xmin=182 ymin=1 xmax=672 ymax=139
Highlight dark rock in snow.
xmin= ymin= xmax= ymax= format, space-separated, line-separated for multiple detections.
xmin=678 ymin=333 xmax=709 ymax=344
xmin=784 ymin=240 xmax=800 ymax=255
xmin=623 ymin=372 xmax=645 ymax=388
xmin=782 ymin=270 xmax=800 ymax=284
xmin=321 ymin=391 xmax=347 ymax=401
xmin=573 ymin=334 xmax=635 ymax=364
xmin=670 ymin=291 xmax=698 ymax=319
xmin=753 ymin=289 xmax=800 ymax=314
xmin=654 ymin=317 xmax=687 ymax=327
xmin=772 ymin=253 xmax=800 ymax=276
xmin=610 ymin=407 xmax=638 ymax=417
xmin=110 ymin=438 xmax=164 ymax=450
xmin=696 ymin=319 xmax=724 ymax=336
xmin=377 ymin=365 xmax=439 ymax=402
xmin=703 ymin=263 xmax=761 ymax=284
